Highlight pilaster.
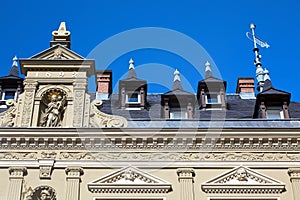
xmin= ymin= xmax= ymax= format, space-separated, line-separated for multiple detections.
xmin=177 ymin=168 xmax=195 ymax=200
xmin=288 ymin=168 xmax=300 ymax=200
xmin=73 ymin=81 xmax=87 ymax=127
xmin=65 ymin=167 xmax=83 ymax=200
xmin=7 ymin=167 xmax=27 ymax=200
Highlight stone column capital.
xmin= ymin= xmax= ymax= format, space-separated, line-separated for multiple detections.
xmin=65 ymin=167 xmax=83 ymax=179
xmin=288 ymin=168 xmax=300 ymax=179
xmin=177 ymin=168 xmax=195 ymax=179
xmin=8 ymin=167 xmax=27 ymax=178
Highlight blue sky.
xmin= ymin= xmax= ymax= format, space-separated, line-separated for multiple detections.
xmin=1 ymin=0 xmax=299 ymax=101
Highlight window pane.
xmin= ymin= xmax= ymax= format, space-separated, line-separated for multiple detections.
xmin=128 ymin=93 xmax=139 ymax=103
xmin=4 ymin=91 xmax=15 ymax=100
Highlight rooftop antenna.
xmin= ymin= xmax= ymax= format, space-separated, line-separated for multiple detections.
xmin=246 ymin=23 xmax=270 ymax=92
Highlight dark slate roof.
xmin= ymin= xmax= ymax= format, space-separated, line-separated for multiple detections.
xmin=93 ymin=93 xmax=300 ymax=120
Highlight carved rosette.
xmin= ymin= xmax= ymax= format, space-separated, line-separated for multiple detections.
xmin=90 ymin=99 xmax=128 ymax=128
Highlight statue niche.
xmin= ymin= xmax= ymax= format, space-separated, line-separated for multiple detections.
xmin=39 ymin=89 xmax=67 ymax=127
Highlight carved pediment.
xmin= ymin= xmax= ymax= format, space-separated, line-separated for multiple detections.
xmin=201 ymin=166 xmax=285 ymax=194
xmin=31 ymin=45 xmax=84 ymax=60
xmin=88 ymin=166 xmax=172 ymax=193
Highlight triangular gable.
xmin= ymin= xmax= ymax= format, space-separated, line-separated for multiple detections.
xmin=88 ymin=166 xmax=172 ymax=193
xmin=31 ymin=44 xmax=84 ymax=60
xmin=201 ymin=166 xmax=285 ymax=194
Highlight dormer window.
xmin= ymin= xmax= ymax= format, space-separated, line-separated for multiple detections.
xmin=266 ymin=106 xmax=284 ymax=119
xmin=126 ymin=92 xmax=140 ymax=104
xmin=2 ymin=89 xmax=17 ymax=101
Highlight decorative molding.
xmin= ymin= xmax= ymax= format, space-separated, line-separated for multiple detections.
xmin=1 ymin=135 xmax=299 ymax=150
xmin=0 ymin=152 xmax=37 ymax=160
xmin=89 ymin=100 xmax=128 ymax=128
xmin=41 ymin=151 xmax=57 ymax=159
xmin=201 ymin=166 xmax=285 ymax=194
xmin=88 ymin=166 xmax=172 ymax=193
xmin=39 ymin=159 xmax=54 ymax=179
xmin=0 ymin=100 xmax=17 ymax=127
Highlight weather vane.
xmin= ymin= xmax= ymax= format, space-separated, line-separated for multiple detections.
xmin=246 ymin=23 xmax=270 ymax=92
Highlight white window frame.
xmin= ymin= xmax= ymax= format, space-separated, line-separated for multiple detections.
xmin=205 ymin=93 xmax=221 ymax=104
xmin=1 ymin=89 xmax=17 ymax=101
xmin=126 ymin=92 xmax=141 ymax=104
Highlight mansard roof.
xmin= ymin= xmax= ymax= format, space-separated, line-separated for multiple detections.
xmin=95 ymin=93 xmax=300 ymax=120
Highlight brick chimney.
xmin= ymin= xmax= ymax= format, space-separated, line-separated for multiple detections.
xmin=236 ymin=78 xmax=255 ymax=99
xmin=96 ymin=70 xmax=112 ymax=100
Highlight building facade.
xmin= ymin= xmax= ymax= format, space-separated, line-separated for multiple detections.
xmin=0 ymin=22 xmax=300 ymax=200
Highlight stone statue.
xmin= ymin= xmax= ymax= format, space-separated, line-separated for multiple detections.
xmin=40 ymin=94 xmax=66 ymax=127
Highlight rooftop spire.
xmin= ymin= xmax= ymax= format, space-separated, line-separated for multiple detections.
xmin=205 ymin=61 xmax=213 ymax=78
xmin=172 ymin=69 xmax=183 ymax=90
xmin=129 ymin=58 xmax=135 ymax=69
xmin=50 ymin=22 xmax=71 ymax=49
xmin=246 ymin=23 xmax=271 ymax=92
xmin=8 ymin=56 xmax=20 ymax=77
xmin=126 ymin=58 xmax=137 ymax=79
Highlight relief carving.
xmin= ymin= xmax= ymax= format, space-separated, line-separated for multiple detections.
xmin=25 ymin=186 xmax=56 ymax=200
xmin=89 ymin=99 xmax=128 ymax=128
xmin=58 ymin=151 xmax=300 ymax=162
xmin=0 ymin=99 xmax=17 ymax=127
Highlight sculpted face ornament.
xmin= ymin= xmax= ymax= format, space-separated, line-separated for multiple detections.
xmin=40 ymin=190 xmax=51 ymax=200
xmin=236 ymin=168 xmax=248 ymax=181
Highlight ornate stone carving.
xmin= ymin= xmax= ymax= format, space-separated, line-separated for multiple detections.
xmin=202 ymin=166 xmax=285 ymax=194
xmin=0 ymin=99 xmax=17 ymax=127
xmin=0 ymin=152 xmax=37 ymax=160
xmin=39 ymin=89 xmax=67 ymax=127
xmin=39 ymin=159 xmax=54 ymax=179
xmin=25 ymin=186 xmax=56 ymax=200
xmin=58 ymin=151 xmax=300 ymax=162
xmin=41 ymin=151 xmax=57 ymax=159
xmin=89 ymin=99 xmax=128 ymax=128
xmin=88 ymin=166 xmax=172 ymax=193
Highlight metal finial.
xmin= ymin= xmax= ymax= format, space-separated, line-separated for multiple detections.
xmin=246 ymin=24 xmax=270 ymax=92
xmin=12 ymin=56 xmax=18 ymax=67
xmin=205 ymin=61 xmax=211 ymax=72
xmin=173 ymin=69 xmax=181 ymax=82
xmin=129 ymin=58 xmax=135 ymax=69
